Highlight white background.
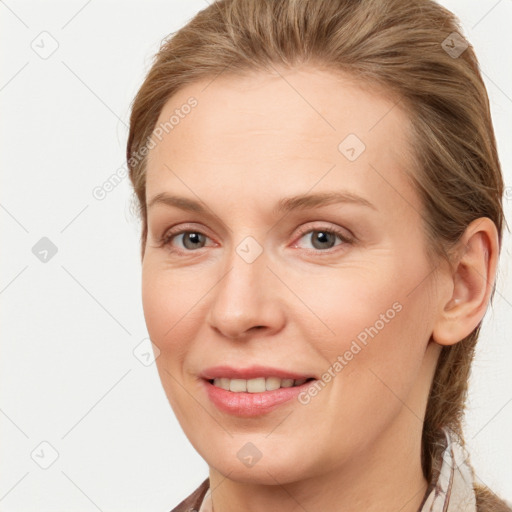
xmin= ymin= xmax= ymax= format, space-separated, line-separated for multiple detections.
xmin=1 ymin=0 xmax=511 ymax=510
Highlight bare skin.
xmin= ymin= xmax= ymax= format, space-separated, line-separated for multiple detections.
xmin=141 ymin=65 xmax=498 ymax=512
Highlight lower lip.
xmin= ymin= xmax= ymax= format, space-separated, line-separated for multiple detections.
xmin=202 ymin=379 xmax=316 ymax=417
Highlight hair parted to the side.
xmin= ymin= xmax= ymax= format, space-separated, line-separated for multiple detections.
xmin=126 ymin=1 xmax=510 ymax=510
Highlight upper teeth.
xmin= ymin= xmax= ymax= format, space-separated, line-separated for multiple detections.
xmin=213 ymin=377 xmax=309 ymax=393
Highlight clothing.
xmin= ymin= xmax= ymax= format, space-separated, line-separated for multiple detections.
xmin=170 ymin=427 xmax=477 ymax=512
xmin=169 ymin=478 xmax=210 ymax=512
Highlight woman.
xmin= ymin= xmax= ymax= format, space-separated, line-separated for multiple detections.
xmin=126 ymin=0 xmax=511 ymax=510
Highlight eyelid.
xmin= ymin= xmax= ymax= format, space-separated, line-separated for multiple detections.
xmin=292 ymin=222 xmax=354 ymax=244
xmin=158 ymin=223 xmax=216 ymax=248
xmin=158 ymin=221 xmax=355 ymax=254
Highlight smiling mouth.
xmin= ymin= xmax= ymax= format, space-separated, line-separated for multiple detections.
xmin=207 ymin=376 xmax=316 ymax=393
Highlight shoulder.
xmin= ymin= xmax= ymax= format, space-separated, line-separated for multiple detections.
xmin=169 ymin=478 xmax=210 ymax=512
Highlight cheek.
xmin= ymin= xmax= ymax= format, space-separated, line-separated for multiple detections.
xmin=300 ymin=257 xmax=433 ymax=413
xmin=141 ymin=267 xmax=170 ymax=342
xmin=141 ymin=263 xmax=196 ymax=363
xmin=295 ymin=263 xmax=417 ymax=356
xmin=141 ymin=263 xmax=205 ymax=421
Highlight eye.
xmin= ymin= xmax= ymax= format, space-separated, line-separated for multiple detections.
xmin=292 ymin=225 xmax=353 ymax=253
xmin=158 ymin=227 xmax=212 ymax=253
xmin=156 ymin=223 xmax=354 ymax=255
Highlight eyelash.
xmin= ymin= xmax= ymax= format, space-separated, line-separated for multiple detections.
xmin=156 ymin=223 xmax=354 ymax=256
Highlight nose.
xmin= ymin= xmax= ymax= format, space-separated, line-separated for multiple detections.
xmin=206 ymin=247 xmax=285 ymax=340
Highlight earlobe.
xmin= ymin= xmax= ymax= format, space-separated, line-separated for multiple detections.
xmin=432 ymin=217 xmax=499 ymax=347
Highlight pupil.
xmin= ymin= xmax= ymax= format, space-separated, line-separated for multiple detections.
xmin=185 ymin=232 xmax=203 ymax=249
xmin=314 ymin=231 xmax=333 ymax=249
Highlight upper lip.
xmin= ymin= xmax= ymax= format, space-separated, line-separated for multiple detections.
xmin=200 ymin=365 xmax=316 ymax=381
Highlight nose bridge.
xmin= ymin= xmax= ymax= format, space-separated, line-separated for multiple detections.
xmin=207 ymin=234 xmax=282 ymax=338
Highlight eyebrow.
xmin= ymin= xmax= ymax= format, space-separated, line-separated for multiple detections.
xmin=147 ymin=191 xmax=377 ymax=216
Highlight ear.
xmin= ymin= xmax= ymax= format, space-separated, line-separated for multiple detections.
xmin=432 ymin=217 xmax=499 ymax=346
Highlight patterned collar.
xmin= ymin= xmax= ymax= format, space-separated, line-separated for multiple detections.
xmin=197 ymin=427 xmax=476 ymax=512
xmin=419 ymin=426 xmax=476 ymax=511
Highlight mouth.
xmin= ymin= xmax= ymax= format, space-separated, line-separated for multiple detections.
xmin=199 ymin=365 xmax=318 ymax=416
xmin=206 ymin=376 xmax=316 ymax=393
xmin=201 ymin=375 xmax=318 ymax=417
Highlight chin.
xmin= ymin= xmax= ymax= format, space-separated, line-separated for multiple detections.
xmin=213 ymin=461 xmax=307 ymax=486
xmin=199 ymin=439 xmax=317 ymax=485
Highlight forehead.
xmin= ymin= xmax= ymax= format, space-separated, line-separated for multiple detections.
xmin=145 ymin=66 xmax=418 ymax=218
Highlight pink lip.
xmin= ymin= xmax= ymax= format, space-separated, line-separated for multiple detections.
xmin=201 ymin=378 xmax=316 ymax=417
xmin=199 ymin=365 xmax=315 ymax=380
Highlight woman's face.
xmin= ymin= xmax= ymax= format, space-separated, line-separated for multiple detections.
xmin=142 ymin=66 xmax=443 ymax=484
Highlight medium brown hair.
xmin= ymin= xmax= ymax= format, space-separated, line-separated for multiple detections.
xmin=126 ymin=1 xmax=509 ymax=509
